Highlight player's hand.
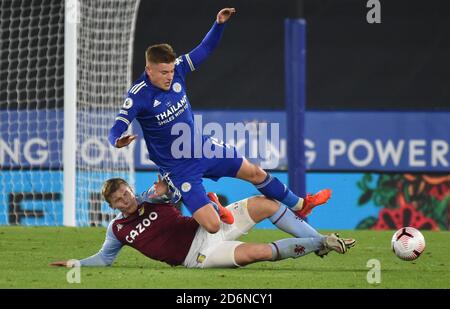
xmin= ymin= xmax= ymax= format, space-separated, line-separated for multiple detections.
xmin=50 ymin=260 xmax=79 ymax=267
xmin=153 ymin=174 xmax=169 ymax=196
xmin=217 ymin=8 xmax=236 ymax=24
xmin=49 ymin=260 xmax=70 ymax=267
xmin=115 ymin=134 xmax=138 ymax=148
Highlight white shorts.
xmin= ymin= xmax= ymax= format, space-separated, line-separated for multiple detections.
xmin=182 ymin=198 xmax=256 ymax=268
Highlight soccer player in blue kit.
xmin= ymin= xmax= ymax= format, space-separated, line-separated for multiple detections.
xmin=108 ymin=8 xmax=331 ymax=234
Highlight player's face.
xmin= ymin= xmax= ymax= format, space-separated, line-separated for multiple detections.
xmin=146 ymin=62 xmax=175 ymax=91
xmin=110 ymin=184 xmax=138 ymax=216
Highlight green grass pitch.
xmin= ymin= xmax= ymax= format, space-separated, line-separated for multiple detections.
xmin=0 ymin=227 xmax=448 ymax=288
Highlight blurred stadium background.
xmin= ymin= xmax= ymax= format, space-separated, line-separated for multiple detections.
xmin=0 ymin=0 xmax=449 ymax=288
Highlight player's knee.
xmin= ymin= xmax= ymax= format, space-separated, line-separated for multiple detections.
xmin=193 ymin=205 xmax=221 ymax=233
xmin=255 ymin=166 xmax=267 ymax=181
xmin=248 ymin=164 xmax=267 ymax=184
xmin=202 ymin=218 xmax=220 ymax=234
xmin=247 ymin=196 xmax=279 ymax=222
xmin=203 ymin=221 xmax=220 ymax=234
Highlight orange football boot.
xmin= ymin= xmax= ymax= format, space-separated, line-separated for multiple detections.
xmin=296 ymin=189 xmax=332 ymax=218
xmin=207 ymin=192 xmax=234 ymax=224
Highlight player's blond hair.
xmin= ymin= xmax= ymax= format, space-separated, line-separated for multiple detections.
xmin=102 ymin=178 xmax=130 ymax=205
xmin=145 ymin=43 xmax=177 ymax=65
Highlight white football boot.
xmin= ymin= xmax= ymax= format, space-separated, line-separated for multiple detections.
xmin=316 ymin=233 xmax=356 ymax=257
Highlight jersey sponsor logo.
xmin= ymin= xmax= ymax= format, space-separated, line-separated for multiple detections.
xmin=122 ymin=97 xmax=133 ymax=109
xmin=172 ymin=82 xmax=182 ymax=93
xmin=181 ymin=182 xmax=191 ymax=192
xmin=153 ymin=99 xmax=161 ymax=107
xmin=125 ymin=211 xmax=158 ymax=244
xmin=155 ymin=95 xmax=188 ymax=125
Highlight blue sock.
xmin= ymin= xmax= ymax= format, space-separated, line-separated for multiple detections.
xmin=270 ymin=238 xmax=323 ymax=260
xmin=210 ymin=201 xmax=220 ymax=216
xmin=255 ymin=173 xmax=303 ymax=209
xmin=270 ymin=204 xmax=323 ymax=238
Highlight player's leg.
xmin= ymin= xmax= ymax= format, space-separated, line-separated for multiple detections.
xmin=200 ymin=237 xmax=326 ymax=268
xmin=201 ymin=241 xmax=243 ymax=268
xmin=246 ymin=195 xmax=323 ymax=238
xmin=234 ymin=237 xmax=327 ymax=266
xmin=235 ymin=158 xmax=331 ymax=217
xmin=201 ymin=235 xmax=349 ymax=268
xmin=200 ymin=143 xmax=330 ymax=217
xmin=201 ymin=150 xmax=330 ymax=217
xmin=192 ymin=204 xmax=221 ymax=234
xmin=185 ymin=200 xmax=352 ymax=269
xmin=207 ymin=192 xmax=234 ymax=224
xmin=220 ymin=196 xmax=324 ymax=240
xmin=168 ymin=175 xmax=222 ymax=233
xmin=163 ymin=171 xmax=233 ymax=225
xmin=246 ymin=196 xmax=356 ymax=253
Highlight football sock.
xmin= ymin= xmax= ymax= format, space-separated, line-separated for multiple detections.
xmin=255 ymin=173 xmax=304 ymax=209
xmin=270 ymin=238 xmax=323 ymax=260
xmin=210 ymin=201 xmax=220 ymax=215
xmin=269 ymin=204 xmax=323 ymax=238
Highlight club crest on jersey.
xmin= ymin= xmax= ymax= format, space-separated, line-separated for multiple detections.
xmin=181 ymin=182 xmax=191 ymax=192
xmin=172 ymin=82 xmax=182 ymax=93
xmin=122 ymin=97 xmax=133 ymax=109
xmin=138 ymin=207 xmax=145 ymax=216
xmin=196 ymin=253 xmax=206 ymax=263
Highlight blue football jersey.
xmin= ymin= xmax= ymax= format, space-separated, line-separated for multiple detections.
xmin=109 ymin=22 xmax=226 ymax=173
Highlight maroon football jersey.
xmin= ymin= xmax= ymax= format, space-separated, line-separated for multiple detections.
xmin=112 ymin=202 xmax=199 ymax=266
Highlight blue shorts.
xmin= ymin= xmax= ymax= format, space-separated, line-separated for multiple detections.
xmin=164 ymin=145 xmax=244 ymax=214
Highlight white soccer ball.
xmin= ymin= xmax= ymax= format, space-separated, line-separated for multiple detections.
xmin=391 ymin=227 xmax=426 ymax=261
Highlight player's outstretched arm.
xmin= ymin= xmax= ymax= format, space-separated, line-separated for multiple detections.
xmin=50 ymin=225 xmax=123 ymax=267
xmin=183 ymin=8 xmax=236 ymax=72
xmin=49 ymin=255 xmax=108 ymax=267
xmin=109 ymin=93 xmax=141 ymax=148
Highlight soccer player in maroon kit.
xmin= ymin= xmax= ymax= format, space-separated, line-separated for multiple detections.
xmin=51 ymin=178 xmax=355 ymax=269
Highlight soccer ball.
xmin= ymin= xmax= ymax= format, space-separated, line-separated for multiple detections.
xmin=391 ymin=227 xmax=426 ymax=261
